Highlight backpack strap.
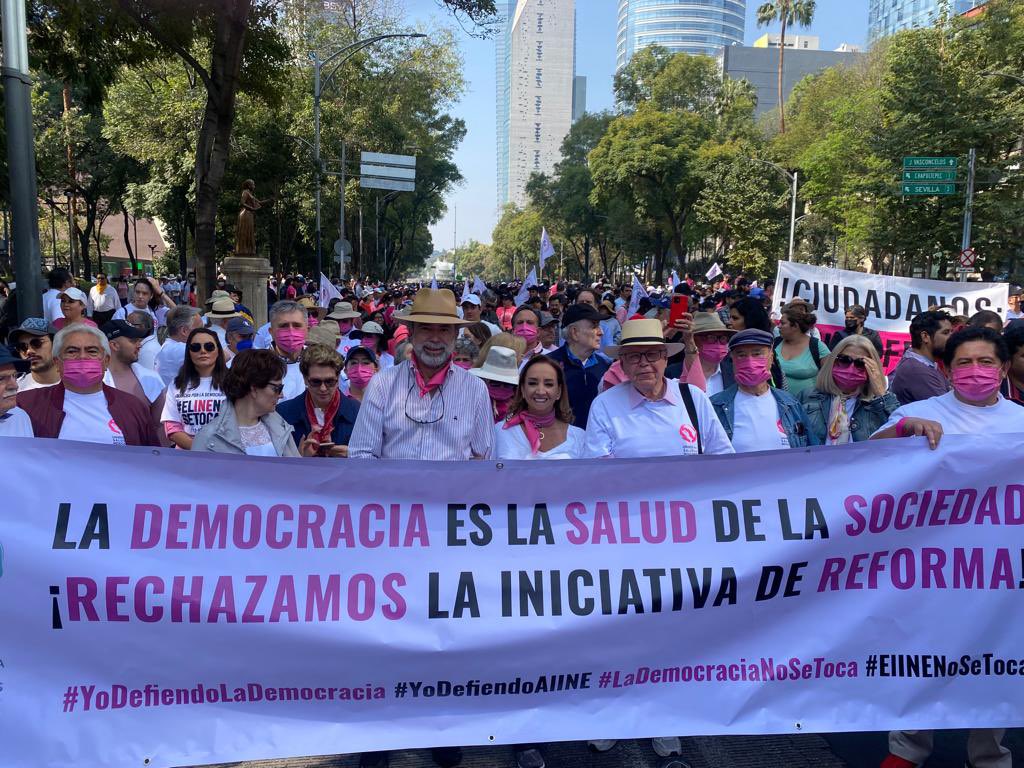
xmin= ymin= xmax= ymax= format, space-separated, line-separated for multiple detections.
xmin=775 ymin=334 xmax=822 ymax=369
xmin=678 ymin=382 xmax=702 ymax=455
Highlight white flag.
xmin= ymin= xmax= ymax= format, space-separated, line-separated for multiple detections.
xmin=430 ymin=278 xmax=438 ymax=290
xmin=319 ymin=273 xmax=342 ymax=308
xmin=706 ymin=262 xmax=723 ymax=281
xmin=514 ymin=267 xmax=538 ymax=307
xmin=473 ymin=276 xmax=487 ymax=295
xmin=460 ymin=279 xmax=472 ymax=303
xmin=627 ymin=274 xmax=648 ymax=318
xmin=671 ymin=270 xmax=681 ymax=289
xmin=539 ymin=228 xmax=555 ymax=272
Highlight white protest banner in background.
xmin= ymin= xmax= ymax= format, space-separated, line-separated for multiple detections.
xmin=774 ymin=262 xmax=1009 ymax=371
xmin=2 ymin=436 xmax=1024 ymax=768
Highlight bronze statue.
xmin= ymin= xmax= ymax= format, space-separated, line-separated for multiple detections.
xmin=234 ymin=180 xmax=272 ymax=257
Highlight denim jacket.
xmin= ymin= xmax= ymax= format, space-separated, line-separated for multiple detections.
xmin=798 ymin=389 xmax=900 ymax=444
xmin=710 ymin=385 xmax=819 ymax=448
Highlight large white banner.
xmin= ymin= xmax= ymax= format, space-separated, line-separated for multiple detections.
xmin=774 ymin=262 xmax=1010 ymax=371
xmin=2 ymin=436 xmax=1023 ymax=768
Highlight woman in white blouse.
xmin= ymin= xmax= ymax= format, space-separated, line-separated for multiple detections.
xmin=493 ymin=356 xmax=585 ymax=460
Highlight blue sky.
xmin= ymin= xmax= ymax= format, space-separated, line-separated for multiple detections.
xmin=404 ymin=0 xmax=870 ymax=250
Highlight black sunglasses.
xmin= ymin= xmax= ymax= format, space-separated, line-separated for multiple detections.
xmin=16 ymin=337 xmax=46 ymax=353
xmin=189 ymin=342 xmax=217 ymax=353
xmin=835 ymin=354 xmax=867 ymax=370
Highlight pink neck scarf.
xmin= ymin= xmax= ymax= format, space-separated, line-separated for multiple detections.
xmin=504 ymin=409 xmax=557 ymax=454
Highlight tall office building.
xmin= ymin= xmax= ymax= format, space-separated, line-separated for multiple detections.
xmin=616 ymin=0 xmax=747 ymax=72
xmin=868 ymin=0 xmax=984 ymax=44
xmin=495 ymin=0 xmax=577 ymax=208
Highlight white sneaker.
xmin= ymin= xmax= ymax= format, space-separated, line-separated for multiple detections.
xmin=652 ymin=737 xmax=682 ymax=757
xmin=587 ymin=740 xmax=617 ymax=752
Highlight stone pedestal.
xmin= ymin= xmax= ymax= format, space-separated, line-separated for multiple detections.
xmin=223 ymin=256 xmax=272 ymax=329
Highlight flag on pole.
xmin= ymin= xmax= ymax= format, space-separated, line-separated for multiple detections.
xmin=430 ymin=278 xmax=438 ymax=290
xmin=671 ymin=270 xmax=681 ymax=289
xmin=627 ymin=274 xmax=649 ymax=318
xmin=539 ymin=228 xmax=555 ymax=272
xmin=460 ymin=278 xmax=472 ymax=303
xmin=473 ymin=276 xmax=487 ymax=295
xmin=706 ymin=262 xmax=723 ymax=281
xmin=514 ymin=267 xmax=538 ymax=306
xmin=319 ymin=273 xmax=343 ymax=308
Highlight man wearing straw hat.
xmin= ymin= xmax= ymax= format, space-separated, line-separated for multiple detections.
xmin=349 ymin=288 xmax=493 ymax=461
xmin=585 ymin=318 xmax=733 ymax=459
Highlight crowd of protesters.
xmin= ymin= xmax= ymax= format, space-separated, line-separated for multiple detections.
xmin=1 ymin=265 xmax=1023 ymax=768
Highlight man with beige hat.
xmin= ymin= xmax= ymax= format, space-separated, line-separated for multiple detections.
xmin=205 ymin=296 xmax=241 ymax=348
xmin=349 ymin=288 xmax=492 ymax=461
xmin=325 ymin=300 xmax=362 ymax=357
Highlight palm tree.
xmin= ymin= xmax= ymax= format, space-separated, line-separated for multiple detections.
xmin=756 ymin=0 xmax=816 ymax=134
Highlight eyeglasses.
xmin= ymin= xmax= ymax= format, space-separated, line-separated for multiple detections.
xmin=835 ymin=354 xmax=867 ymax=370
xmin=189 ymin=342 xmax=217 ymax=353
xmin=700 ymin=334 xmax=731 ymax=345
xmin=266 ymin=382 xmax=285 ymax=394
xmin=620 ymin=350 xmax=668 ymax=365
xmin=16 ymin=337 xmax=46 ymax=353
xmin=404 ymin=379 xmax=446 ymax=424
xmin=307 ymin=377 xmax=338 ymax=390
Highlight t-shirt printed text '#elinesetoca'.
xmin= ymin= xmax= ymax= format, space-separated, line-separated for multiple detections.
xmin=160 ymin=377 xmax=226 ymax=436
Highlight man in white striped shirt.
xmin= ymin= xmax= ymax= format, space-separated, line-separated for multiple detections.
xmin=349 ymin=288 xmax=493 ymax=461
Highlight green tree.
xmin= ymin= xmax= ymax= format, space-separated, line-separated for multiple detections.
xmin=613 ymin=45 xmax=673 ymax=110
xmin=490 ymin=205 xmax=543 ymax=279
xmin=756 ymin=0 xmax=816 ymax=133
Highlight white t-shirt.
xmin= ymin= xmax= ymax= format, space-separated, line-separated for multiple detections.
xmin=154 ymin=339 xmax=187 ymax=386
xmin=282 ymin=361 xmax=305 ymax=401
xmin=58 ymin=390 xmax=123 ymax=445
xmin=254 ymin=322 xmax=273 ymax=350
xmin=17 ymin=373 xmax=57 ymax=393
xmin=137 ymin=335 xmax=160 ymax=371
xmin=0 ymin=407 xmax=34 ymax=437
xmin=493 ymin=422 xmax=586 ymax=460
xmin=585 ymin=379 xmax=734 ymax=458
xmin=103 ymin=363 xmax=166 ymax=404
xmin=43 ymin=288 xmax=64 ymax=324
xmin=89 ymin=285 xmax=121 ymax=313
xmin=874 ymin=390 xmax=1024 ymax=436
xmin=730 ymin=389 xmax=791 ymax=453
xmin=160 ymin=376 xmax=226 ymax=436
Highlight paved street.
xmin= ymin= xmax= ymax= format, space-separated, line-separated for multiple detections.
xmin=202 ymin=730 xmax=1023 ymax=768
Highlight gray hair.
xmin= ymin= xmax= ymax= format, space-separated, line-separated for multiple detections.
xmin=269 ymin=300 xmax=306 ymax=326
xmin=166 ymin=305 xmax=201 ymax=340
xmin=454 ymin=336 xmax=479 ymax=360
xmin=563 ymin=318 xmax=595 ymax=343
xmin=127 ymin=310 xmax=154 ymax=337
xmin=52 ymin=323 xmax=110 ymax=358
xmin=394 ymin=340 xmax=413 ymax=362
xmin=815 ymin=335 xmax=882 ymax=401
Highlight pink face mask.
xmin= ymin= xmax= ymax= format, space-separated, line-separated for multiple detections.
xmin=699 ymin=341 xmax=729 ymax=365
xmin=486 ymin=381 xmax=516 ymax=402
xmin=360 ymin=336 xmax=377 ymax=350
xmin=454 ymin=360 xmax=473 ymax=370
xmin=275 ymin=327 xmax=307 ymax=354
xmin=514 ymin=324 xmax=538 ymax=344
xmin=338 ymin=321 xmax=354 ymax=335
xmin=734 ymin=356 xmax=772 ymax=387
xmin=951 ymin=364 xmax=1002 ymax=402
xmin=832 ymin=363 xmax=868 ymax=391
xmin=347 ymin=364 xmax=375 ymax=390
xmin=62 ymin=358 xmax=104 ymax=389
xmin=308 ymin=315 xmax=319 ymax=327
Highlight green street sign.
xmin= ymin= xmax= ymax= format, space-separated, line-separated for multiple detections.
xmin=902 ymin=182 xmax=956 ymax=195
xmin=903 ymin=170 xmax=956 ymax=182
xmin=903 ymin=156 xmax=958 ymax=169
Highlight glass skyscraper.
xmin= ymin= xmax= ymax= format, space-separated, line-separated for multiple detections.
xmin=868 ymin=0 xmax=984 ymax=44
xmin=616 ymin=0 xmax=747 ymax=72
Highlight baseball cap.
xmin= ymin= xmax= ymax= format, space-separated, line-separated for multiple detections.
xmin=101 ymin=320 xmax=148 ymax=341
xmin=345 ymin=345 xmax=378 ymax=366
xmin=538 ymin=311 xmax=557 ymax=327
xmin=461 ymin=294 xmax=482 ymax=307
xmin=226 ymin=317 xmax=255 ymax=335
xmin=560 ymin=303 xmax=603 ymax=329
xmin=0 ymin=345 xmax=30 ymax=374
xmin=9 ymin=318 xmax=56 ymax=344
xmin=58 ymin=287 xmax=88 ymax=304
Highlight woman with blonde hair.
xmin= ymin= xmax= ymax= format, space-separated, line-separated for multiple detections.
xmin=475 ymin=332 xmax=527 ymax=367
xmin=799 ymin=335 xmax=899 ymax=445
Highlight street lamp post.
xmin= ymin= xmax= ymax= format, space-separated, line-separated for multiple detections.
xmin=747 ymin=158 xmax=799 ymax=262
xmin=310 ymin=33 xmax=426 ymax=281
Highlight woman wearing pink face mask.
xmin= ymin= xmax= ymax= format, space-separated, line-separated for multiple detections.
xmin=685 ymin=312 xmax=735 ymax=396
xmin=469 ymin=345 xmax=520 ymax=423
xmin=872 ymin=326 xmax=1024 ymax=450
xmin=351 ymin=321 xmax=395 ymax=369
xmin=799 ymin=336 xmax=898 ymax=445
xmin=511 ymin=307 xmax=543 ymax=367
xmin=343 ymin=346 xmax=379 ymax=403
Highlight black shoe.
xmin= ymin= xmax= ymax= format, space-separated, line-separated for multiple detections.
xmin=432 ymin=746 xmax=463 ymax=768
xmin=359 ymin=751 xmax=389 ymax=768
xmin=516 ymin=748 xmax=546 ymax=768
